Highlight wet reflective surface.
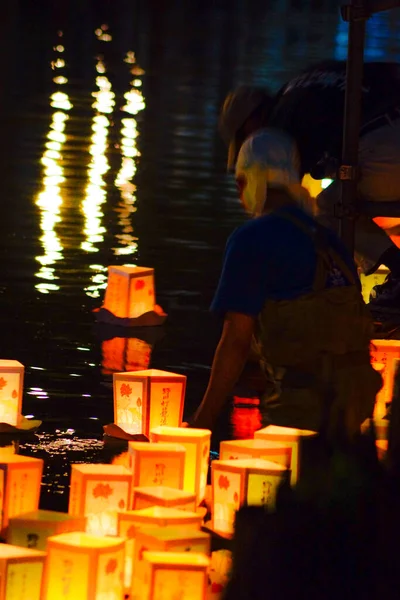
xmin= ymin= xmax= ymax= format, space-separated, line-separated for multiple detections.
xmin=1 ymin=0 xmax=400 ymax=509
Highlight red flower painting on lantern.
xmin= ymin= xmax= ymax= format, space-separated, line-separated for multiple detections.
xmin=0 ymin=378 xmax=7 ymax=390
xmin=93 ymin=483 xmax=113 ymax=499
xmin=135 ymin=280 xmax=145 ymax=291
xmin=218 ymin=475 xmax=230 ymax=491
xmin=105 ymin=559 xmax=117 ymax=574
xmin=11 ymin=390 xmax=17 ymax=398
xmin=118 ymin=499 xmax=125 ymax=509
xmin=120 ymin=383 xmax=132 ymax=398
xmin=127 ymin=525 xmax=136 ymax=538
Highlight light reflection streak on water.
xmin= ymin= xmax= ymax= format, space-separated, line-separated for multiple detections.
xmin=112 ymin=52 xmax=146 ymax=257
xmin=35 ymin=39 xmax=72 ymax=294
xmin=82 ymin=51 xmax=115 ymax=298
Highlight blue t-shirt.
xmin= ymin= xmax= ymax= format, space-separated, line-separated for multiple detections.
xmin=211 ymin=206 xmax=359 ymax=318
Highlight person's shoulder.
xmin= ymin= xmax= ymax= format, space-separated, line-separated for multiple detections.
xmin=227 ymin=215 xmax=278 ymax=247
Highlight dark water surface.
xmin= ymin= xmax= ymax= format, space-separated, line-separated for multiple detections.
xmin=1 ymin=0 xmax=400 ymax=510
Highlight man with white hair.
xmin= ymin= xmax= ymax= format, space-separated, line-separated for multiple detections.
xmin=190 ymin=128 xmax=380 ymax=438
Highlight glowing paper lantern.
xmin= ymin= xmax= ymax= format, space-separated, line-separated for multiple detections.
xmin=140 ymin=551 xmax=210 ymax=600
xmin=132 ymin=486 xmax=197 ymax=512
xmin=103 ymin=265 xmax=155 ymax=319
xmin=118 ymin=507 xmax=204 ymax=590
xmin=128 ymin=441 xmax=186 ymax=489
xmin=219 ymin=439 xmax=292 ymax=468
xmin=208 ymin=550 xmax=233 ymax=600
xmin=0 ymin=543 xmax=46 ymax=600
xmin=211 ymin=458 xmax=287 ymax=536
xmin=133 ymin=527 xmax=210 ymax=597
xmin=41 ymin=532 xmax=125 ymax=600
xmin=370 ymin=340 xmax=400 ymax=418
xmin=254 ymin=425 xmax=317 ymax=485
xmin=68 ymin=464 xmax=132 ymax=536
xmin=150 ymin=426 xmax=211 ymax=504
xmin=0 ymin=360 xmax=24 ymax=426
xmin=113 ymin=369 xmax=186 ymax=436
xmin=0 ymin=454 xmax=43 ymax=532
xmin=7 ymin=510 xmax=86 ymax=551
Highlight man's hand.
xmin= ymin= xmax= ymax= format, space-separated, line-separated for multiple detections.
xmin=190 ymin=312 xmax=255 ymax=431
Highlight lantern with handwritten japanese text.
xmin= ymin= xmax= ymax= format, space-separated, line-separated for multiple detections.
xmin=113 ymin=369 xmax=186 ymax=436
xmin=211 ymin=459 xmax=287 ymax=536
xmin=41 ymin=532 xmax=125 ymax=600
xmin=0 ymin=543 xmax=46 ymax=600
xmin=0 ymin=454 xmax=43 ymax=533
xmin=0 ymin=360 xmax=24 ymax=427
xmin=150 ymin=427 xmax=211 ymax=504
xmin=133 ymin=527 xmax=210 ymax=598
xmin=103 ymin=266 xmax=155 ymax=319
xmin=140 ymin=551 xmax=210 ymax=600
xmin=7 ymin=510 xmax=86 ymax=551
xmin=68 ymin=464 xmax=132 ymax=536
xmin=219 ymin=439 xmax=292 ymax=469
xmin=128 ymin=441 xmax=186 ymax=489
xmin=254 ymin=425 xmax=317 ymax=485
xmin=102 ymin=337 xmax=152 ymax=374
xmin=370 ymin=339 xmax=400 ymax=418
xmin=118 ymin=507 xmax=204 ymax=591
xmin=132 ymin=486 xmax=197 ymax=512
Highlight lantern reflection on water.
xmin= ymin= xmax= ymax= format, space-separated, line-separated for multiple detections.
xmin=0 ymin=544 xmax=46 ymax=600
xmin=0 ymin=360 xmax=24 ymax=427
xmin=211 ymin=458 xmax=287 ymax=536
xmin=140 ymin=551 xmax=210 ymax=600
xmin=113 ymin=369 xmax=186 ymax=436
xmin=68 ymin=464 xmax=132 ymax=536
xmin=102 ymin=336 xmax=152 ymax=374
xmin=41 ymin=532 xmax=125 ymax=600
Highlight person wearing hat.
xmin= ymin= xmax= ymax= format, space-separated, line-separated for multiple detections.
xmin=219 ymin=60 xmax=400 ymax=312
xmin=189 ymin=128 xmax=380 ymax=437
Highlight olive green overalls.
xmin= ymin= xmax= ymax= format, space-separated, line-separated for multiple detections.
xmin=255 ymin=210 xmax=382 ymax=440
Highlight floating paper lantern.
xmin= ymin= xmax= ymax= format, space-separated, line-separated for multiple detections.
xmin=103 ymin=265 xmax=155 ymax=319
xmin=113 ymin=369 xmax=186 ymax=436
xmin=102 ymin=336 xmax=152 ymax=374
xmin=41 ymin=532 xmax=125 ymax=600
xmin=371 ymin=340 xmax=400 ymax=418
xmin=150 ymin=426 xmax=210 ymax=504
xmin=132 ymin=486 xmax=197 ymax=512
xmin=254 ymin=425 xmax=317 ymax=485
xmin=208 ymin=549 xmax=233 ymax=600
xmin=118 ymin=507 xmax=204 ymax=591
xmin=68 ymin=464 xmax=132 ymax=536
xmin=133 ymin=527 xmax=210 ymax=597
xmin=0 ymin=360 xmax=24 ymax=427
xmin=0 ymin=543 xmax=46 ymax=600
xmin=128 ymin=441 xmax=186 ymax=489
xmin=0 ymin=454 xmax=43 ymax=532
xmin=211 ymin=458 xmax=287 ymax=536
xmin=7 ymin=510 xmax=86 ymax=551
xmin=140 ymin=551 xmax=210 ymax=600
xmin=219 ymin=439 xmax=292 ymax=468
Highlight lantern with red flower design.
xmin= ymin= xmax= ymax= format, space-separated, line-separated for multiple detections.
xmin=113 ymin=369 xmax=186 ymax=436
xmin=68 ymin=464 xmax=132 ymax=536
xmin=211 ymin=459 xmax=287 ymax=536
xmin=103 ymin=266 xmax=155 ymax=319
xmin=41 ymin=532 xmax=125 ymax=600
xmin=0 ymin=360 xmax=24 ymax=427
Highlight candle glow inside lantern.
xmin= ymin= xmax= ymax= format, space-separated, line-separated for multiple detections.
xmin=118 ymin=507 xmax=204 ymax=590
xmin=254 ymin=425 xmax=317 ymax=485
xmin=150 ymin=426 xmax=211 ymax=504
xmin=140 ymin=551 xmax=210 ymax=600
xmin=370 ymin=340 xmax=400 ymax=418
xmin=7 ymin=510 xmax=86 ymax=551
xmin=128 ymin=441 xmax=186 ymax=489
xmin=132 ymin=486 xmax=197 ymax=512
xmin=0 ymin=543 xmax=46 ymax=600
xmin=68 ymin=464 xmax=132 ymax=536
xmin=103 ymin=266 xmax=155 ymax=319
xmin=0 ymin=360 xmax=24 ymax=427
xmin=41 ymin=532 xmax=125 ymax=600
xmin=211 ymin=458 xmax=287 ymax=536
xmin=132 ymin=527 xmax=211 ymax=597
xmin=219 ymin=439 xmax=292 ymax=468
xmin=113 ymin=369 xmax=186 ymax=436
xmin=0 ymin=454 xmax=43 ymax=533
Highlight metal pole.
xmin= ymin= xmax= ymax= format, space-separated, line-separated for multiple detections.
xmin=338 ymin=0 xmax=366 ymax=253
